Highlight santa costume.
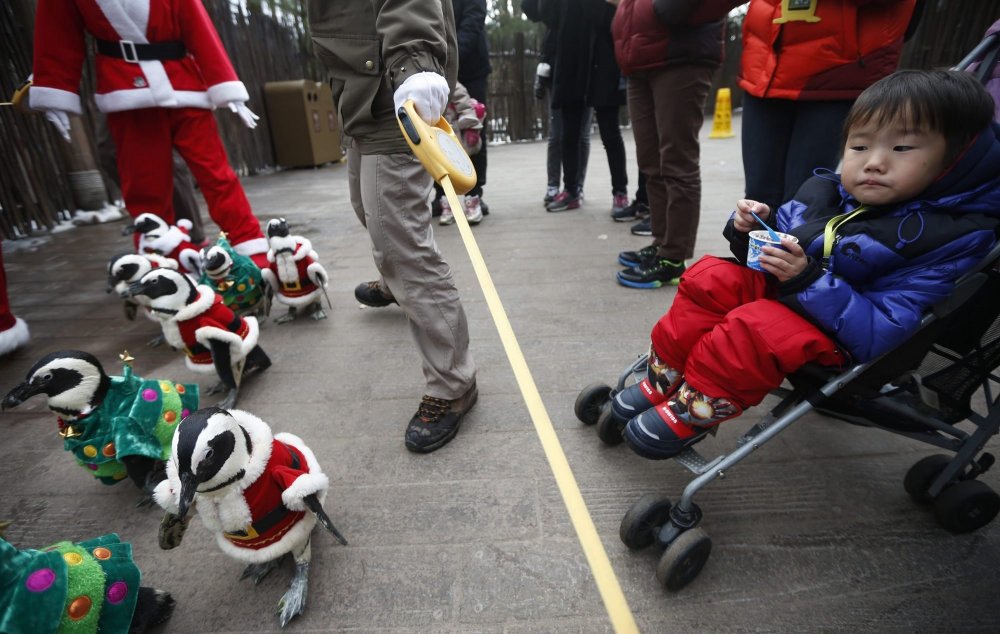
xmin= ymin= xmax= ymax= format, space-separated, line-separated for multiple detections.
xmin=159 ymin=285 xmax=260 ymax=373
xmin=29 ymin=0 xmax=268 ymax=266
xmin=0 ymin=243 xmax=30 ymax=358
xmin=261 ymin=237 xmax=326 ymax=309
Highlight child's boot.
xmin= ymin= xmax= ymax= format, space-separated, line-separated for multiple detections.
xmin=609 ymin=349 xmax=682 ymax=428
xmin=624 ymin=382 xmax=743 ymax=460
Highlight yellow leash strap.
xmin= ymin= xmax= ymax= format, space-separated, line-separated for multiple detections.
xmin=822 ymin=205 xmax=868 ymax=265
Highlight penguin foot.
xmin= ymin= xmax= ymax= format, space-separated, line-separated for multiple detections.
xmin=240 ymin=558 xmax=281 ymax=585
xmin=206 ymin=381 xmax=227 ymax=396
xmin=277 ymin=562 xmax=309 ymax=627
xmin=275 ymin=308 xmax=298 ymax=324
xmin=129 ymin=588 xmax=175 ymax=633
xmin=146 ymin=334 xmax=166 ymax=348
xmin=217 ymin=387 xmax=239 ymax=410
xmin=309 ymin=304 xmax=328 ymax=321
xmin=158 ymin=512 xmax=191 ymax=550
xmin=135 ymin=492 xmax=156 ymax=509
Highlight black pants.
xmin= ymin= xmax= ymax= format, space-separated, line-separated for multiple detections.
xmin=561 ymin=105 xmax=627 ymax=197
xmin=462 ymin=76 xmax=489 ymax=197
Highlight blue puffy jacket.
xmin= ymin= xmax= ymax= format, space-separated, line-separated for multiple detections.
xmin=725 ymin=122 xmax=1000 ymax=362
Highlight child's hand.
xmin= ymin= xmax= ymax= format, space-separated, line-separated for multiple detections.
xmin=734 ymin=199 xmax=770 ymax=233
xmin=759 ymin=238 xmax=808 ymax=282
xmin=463 ymin=129 xmax=481 ymax=149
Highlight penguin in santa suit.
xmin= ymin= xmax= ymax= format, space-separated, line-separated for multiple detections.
xmin=154 ymin=407 xmax=347 ymax=627
xmin=260 ymin=219 xmax=329 ymax=324
xmin=107 ymin=252 xmax=179 ymax=348
xmin=125 ymin=268 xmax=271 ymax=409
xmin=29 ymin=0 xmax=269 ymax=269
xmin=125 ymin=213 xmax=203 ymax=275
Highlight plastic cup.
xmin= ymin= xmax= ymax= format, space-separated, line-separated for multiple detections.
xmin=747 ymin=230 xmax=798 ymax=272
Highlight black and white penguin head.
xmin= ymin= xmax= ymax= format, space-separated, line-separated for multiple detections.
xmin=203 ymin=246 xmax=233 ymax=280
xmin=130 ymin=213 xmax=169 ymax=240
xmin=2 ymin=350 xmax=109 ymax=417
xmin=172 ymin=408 xmax=253 ymax=518
xmin=126 ymin=268 xmax=197 ymax=316
xmin=266 ymin=218 xmax=296 ymax=255
xmin=107 ymin=253 xmax=153 ymax=296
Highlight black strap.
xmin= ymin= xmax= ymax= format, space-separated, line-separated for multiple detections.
xmin=95 ymin=39 xmax=187 ymax=62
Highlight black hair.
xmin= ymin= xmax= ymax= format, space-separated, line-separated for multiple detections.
xmin=843 ymin=70 xmax=996 ymax=166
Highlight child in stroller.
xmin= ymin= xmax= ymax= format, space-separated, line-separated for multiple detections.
xmin=599 ymin=69 xmax=1000 ymax=462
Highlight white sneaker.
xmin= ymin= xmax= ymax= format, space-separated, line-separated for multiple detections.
xmin=439 ymin=198 xmax=455 ymax=225
xmin=465 ymin=195 xmax=484 ymax=225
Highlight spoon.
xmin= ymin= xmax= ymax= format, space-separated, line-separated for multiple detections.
xmin=749 ymin=207 xmax=782 ymax=243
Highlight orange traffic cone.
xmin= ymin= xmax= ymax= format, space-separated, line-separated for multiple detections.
xmin=709 ymin=88 xmax=735 ymax=139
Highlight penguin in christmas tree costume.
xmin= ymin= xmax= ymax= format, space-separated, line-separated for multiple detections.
xmin=1 ymin=350 xmax=198 ymax=504
xmin=107 ymin=252 xmax=181 ymax=347
xmin=260 ymin=219 xmax=329 ymax=324
xmin=125 ymin=213 xmax=203 ymax=276
xmin=0 ymin=532 xmax=175 ymax=634
xmin=199 ymin=234 xmax=271 ymax=318
xmin=125 ymin=268 xmax=271 ymax=410
xmin=153 ymin=407 xmax=347 ymax=627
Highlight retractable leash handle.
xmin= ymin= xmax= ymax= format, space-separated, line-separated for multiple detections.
xmin=396 ymin=99 xmax=477 ymax=206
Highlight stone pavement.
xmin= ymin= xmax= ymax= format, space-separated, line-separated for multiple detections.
xmin=2 ymin=115 xmax=999 ymax=633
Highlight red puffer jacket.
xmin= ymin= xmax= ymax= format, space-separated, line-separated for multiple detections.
xmin=612 ymin=0 xmax=726 ymax=77
xmin=739 ymin=0 xmax=917 ymax=100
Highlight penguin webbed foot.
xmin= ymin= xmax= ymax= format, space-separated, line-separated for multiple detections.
xmin=277 ymin=562 xmax=309 ymax=628
xmin=309 ymin=303 xmax=327 ymax=321
xmin=275 ymin=306 xmax=298 ymax=324
xmin=146 ymin=334 xmax=166 ymax=348
xmin=217 ymin=387 xmax=239 ymax=410
xmin=240 ymin=558 xmax=281 ymax=585
xmin=129 ymin=587 xmax=175 ymax=633
xmin=205 ymin=381 xmax=227 ymax=396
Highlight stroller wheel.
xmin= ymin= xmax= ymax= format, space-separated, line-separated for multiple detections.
xmin=620 ymin=493 xmax=672 ymax=550
xmin=932 ymin=480 xmax=1000 ymax=533
xmin=655 ymin=527 xmax=712 ymax=592
xmin=574 ymin=383 xmax=612 ymax=425
xmin=596 ymin=406 xmax=626 ymax=445
xmin=904 ymin=454 xmax=953 ymax=504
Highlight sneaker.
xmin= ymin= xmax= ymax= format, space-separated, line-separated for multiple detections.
xmin=609 ymin=378 xmax=667 ymax=428
xmin=631 ymin=217 xmax=652 ymax=236
xmin=612 ymin=200 xmax=650 ymax=222
xmin=544 ymin=186 xmax=560 ymax=205
xmin=354 ymin=280 xmax=397 ymax=307
xmin=617 ymin=244 xmax=658 ymax=268
xmin=439 ymin=197 xmax=455 ymax=225
xmin=616 ymin=259 xmax=685 ymax=289
xmin=623 ymin=383 xmax=742 ymax=460
xmin=481 ymin=199 xmax=490 ymax=216
xmin=405 ymin=381 xmax=479 ymax=453
xmin=465 ymin=195 xmax=484 ymax=225
xmin=611 ymin=192 xmax=630 ymax=216
xmin=546 ymin=191 xmax=582 ymax=212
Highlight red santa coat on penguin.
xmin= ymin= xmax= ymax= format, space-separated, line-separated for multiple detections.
xmin=159 ymin=285 xmax=260 ymax=373
xmin=30 ymin=0 xmax=268 ymax=264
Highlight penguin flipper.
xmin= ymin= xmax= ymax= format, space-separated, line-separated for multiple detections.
xmin=303 ymin=493 xmax=348 ymax=545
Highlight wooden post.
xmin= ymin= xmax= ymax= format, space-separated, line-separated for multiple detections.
xmin=510 ymin=31 xmax=526 ymax=141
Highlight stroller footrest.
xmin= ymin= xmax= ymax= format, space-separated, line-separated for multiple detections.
xmin=674 ymin=448 xmax=725 ymax=475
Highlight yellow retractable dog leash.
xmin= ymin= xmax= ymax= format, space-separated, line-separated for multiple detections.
xmin=397 ymin=101 xmax=638 ymax=633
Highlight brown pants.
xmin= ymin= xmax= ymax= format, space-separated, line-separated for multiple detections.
xmin=627 ymin=64 xmax=715 ymax=261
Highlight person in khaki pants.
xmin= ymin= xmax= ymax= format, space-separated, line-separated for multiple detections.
xmin=309 ymin=0 xmax=478 ymax=453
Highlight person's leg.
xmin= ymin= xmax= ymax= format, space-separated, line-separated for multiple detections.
xmin=546 ymin=106 xmax=563 ymax=200
xmin=348 ymin=141 xmax=395 ymax=307
xmin=463 ymin=77 xmax=488 ymax=199
xmin=577 ymin=107 xmax=592 ymax=197
xmin=0 ymin=242 xmax=30 ymax=357
xmin=358 ymin=151 xmax=476 ymax=400
xmin=594 ymin=105 xmax=628 ymax=198
xmin=170 ymin=109 xmax=266 ymax=263
xmin=558 ymin=105 xmax=585 ymax=196
xmin=635 ymin=171 xmax=647 ymax=205
xmin=625 ymin=74 xmax=663 ymax=246
xmin=170 ymin=151 xmax=205 ymax=244
xmin=782 ymin=99 xmax=854 ymax=202
xmin=741 ymin=94 xmax=794 ymax=213
xmin=106 ymin=108 xmax=174 ymax=224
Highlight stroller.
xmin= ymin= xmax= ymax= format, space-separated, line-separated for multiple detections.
xmin=574 ymin=32 xmax=1000 ymax=592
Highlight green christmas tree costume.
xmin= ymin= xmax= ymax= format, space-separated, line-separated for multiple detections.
xmin=199 ymin=236 xmax=265 ymax=314
xmin=0 ymin=534 xmax=140 ymax=634
xmin=61 ymin=363 xmax=199 ymax=485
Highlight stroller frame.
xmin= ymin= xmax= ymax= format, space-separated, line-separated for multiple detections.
xmin=577 ymin=242 xmax=1000 ymax=591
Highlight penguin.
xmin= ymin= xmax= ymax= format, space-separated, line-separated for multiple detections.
xmin=1 ymin=350 xmax=199 ymax=504
xmin=124 ymin=212 xmax=203 ymax=275
xmin=125 ymin=268 xmax=271 ymax=409
xmin=260 ymin=218 xmax=329 ymax=324
xmin=1 ymin=532 xmax=175 ymax=633
xmin=199 ymin=235 xmax=271 ymax=318
xmin=107 ymin=252 xmax=180 ymax=347
xmin=153 ymin=407 xmax=347 ymax=627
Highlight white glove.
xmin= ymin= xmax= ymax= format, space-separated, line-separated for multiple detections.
xmin=393 ymin=71 xmax=449 ymax=125
xmin=228 ymin=102 xmax=259 ymax=129
xmin=536 ymin=62 xmax=552 ymax=78
xmin=44 ymin=110 xmax=71 ymax=142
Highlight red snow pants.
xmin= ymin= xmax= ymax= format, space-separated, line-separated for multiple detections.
xmin=107 ymin=107 xmax=264 ymax=247
xmin=650 ymin=256 xmax=844 ymax=409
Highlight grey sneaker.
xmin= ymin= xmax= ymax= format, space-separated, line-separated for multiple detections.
xmin=405 ymin=381 xmax=478 ymax=453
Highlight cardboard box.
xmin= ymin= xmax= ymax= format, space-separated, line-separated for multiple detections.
xmin=263 ymin=80 xmax=342 ymax=167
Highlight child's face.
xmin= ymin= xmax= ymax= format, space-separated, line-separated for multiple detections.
xmin=841 ymin=118 xmax=948 ymax=206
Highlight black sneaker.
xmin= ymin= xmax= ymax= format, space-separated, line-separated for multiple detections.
xmin=618 ymin=244 xmax=657 ymax=268
xmin=616 ymin=259 xmax=686 ymax=289
xmin=611 ymin=200 xmax=650 ymax=222
xmin=405 ymin=382 xmax=479 ymax=453
xmin=431 ymin=197 xmax=443 ymax=217
xmin=354 ymin=281 xmax=397 ymax=307
xmin=631 ymin=217 xmax=652 ymax=236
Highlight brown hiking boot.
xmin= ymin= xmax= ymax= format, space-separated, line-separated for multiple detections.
xmin=404 ymin=381 xmax=478 ymax=453
xmin=354 ymin=280 xmax=397 ymax=307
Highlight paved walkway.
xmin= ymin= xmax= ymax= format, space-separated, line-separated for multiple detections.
xmin=2 ymin=115 xmax=999 ymax=633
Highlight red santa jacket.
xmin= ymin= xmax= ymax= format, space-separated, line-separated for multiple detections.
xmin=161 ymin=287 xmax=259 ymax=373
xmin=31 ymin=0 xmax=248 ymax=115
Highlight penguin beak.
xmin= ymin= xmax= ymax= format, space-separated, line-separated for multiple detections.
xmin=121 ymin=223 xmax=136 ymax=236
xmin=2 ymin=381 xmax=40 ymax=411
xmin=177 ymin=472 xmax=198 ymax=520
xmin=124 ymin=280 xmax=146 ymax=298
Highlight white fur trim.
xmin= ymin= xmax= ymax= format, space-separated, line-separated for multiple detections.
xmin=29 ymin=86 xmax=83 ymax=115
xmin=280 ymin=472 xmax=329 ymax=511
xmin=274 ymin=288 xmax=322 ymax=308
xmin=193 ymin=316 xmax=259 ymax=363
xmin=259 ymin=268 xmax=277 ymax=290
xmin=176 ymin=219 xmax=193 ymax=231
xmin=173 ymin=286 xmax=217 ymax=322
xmin=184 ymin=356 xmax=217 ymax=374
xmin=206 ymin=82 xmax=250 ymax=107
xmin=142 ymin=226 xmax=187 ymax=257
xmin=95 ymin=89 xmax=212 ymax=113
xmin=293 ymin=238 xmax=313 ymax=261
xmin=233 ymin=238 xmax=268 ymax=258
xmin=0 ymin=317 xmax=30 ymax=356
xmin=178 ymin=250 xmax=203 ymax=276
xmin=228 ymin=410 xmax=275 ymax=490
xmin=153 ymin=479 xmax=180 ymax=514
xmin=307 ymin=262 xmax=328 ymax=289
xmin=213 ymin=514 xmax=317 ymax=563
